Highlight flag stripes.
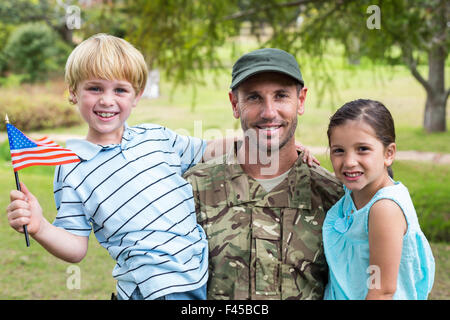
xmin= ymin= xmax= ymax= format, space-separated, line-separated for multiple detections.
xmin=6 ymin=123 xmax=80 ymax=172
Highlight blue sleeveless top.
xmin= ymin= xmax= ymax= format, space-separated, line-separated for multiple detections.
xmin=323 ymin=181 xmax=435 ymax=300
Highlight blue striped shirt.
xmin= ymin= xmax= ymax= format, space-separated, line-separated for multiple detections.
xmin=52 ymin=123 xmax=208 ymax=299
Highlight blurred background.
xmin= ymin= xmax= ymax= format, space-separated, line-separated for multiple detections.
xmin=0 ymin=0 xmax=448 ymax=299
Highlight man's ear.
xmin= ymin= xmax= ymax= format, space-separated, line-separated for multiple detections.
xmin=229 ymin=91 xmax=240 ymax=119
xmin=297 ymin=87 xmax=308 ymax=116
xmin=384 ymin=142 xmax=396 ymax=167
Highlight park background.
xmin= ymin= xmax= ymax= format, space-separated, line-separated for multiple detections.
xmin=0 ymin=0 xmax=448 ymax=299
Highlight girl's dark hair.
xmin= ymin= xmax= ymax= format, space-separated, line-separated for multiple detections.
xmin=327 ymin=99 xmax=396 ymax=178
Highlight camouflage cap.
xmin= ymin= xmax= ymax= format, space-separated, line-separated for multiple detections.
xmin=230 ymin=48 xmax=304 ymax=89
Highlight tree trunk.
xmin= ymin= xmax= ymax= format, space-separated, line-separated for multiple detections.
xmin=423 ymin=45 xmax=447 ymax=133
xmin=57 ymin=26 xmax=74 ymax=45
xmin=423 ymin=93 xmax=447 ymax=133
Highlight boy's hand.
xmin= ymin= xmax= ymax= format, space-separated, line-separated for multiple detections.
xmin=7 ymin=182 xmax=44 ymax=236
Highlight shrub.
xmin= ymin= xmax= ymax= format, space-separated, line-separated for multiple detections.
xmin=0 ymin=22 xmax=13 ymax=75
xmin=3 ymin=23 xmax=71 ymax=82
xmin=0 ymin=81 xmax=82 ymax=132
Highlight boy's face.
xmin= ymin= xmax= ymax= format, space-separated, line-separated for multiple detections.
xmin=71 ymin=79 xmax=142 ymax=145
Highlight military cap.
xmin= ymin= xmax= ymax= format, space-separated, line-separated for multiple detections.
xmin=230 ymin=48 xmax=304 ymax=89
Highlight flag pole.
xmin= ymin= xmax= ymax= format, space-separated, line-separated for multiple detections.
xmin=5 ymin=114 xmax=30 ymax=247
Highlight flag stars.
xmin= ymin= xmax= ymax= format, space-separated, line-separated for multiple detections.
xmin=6 ymin=124 xmax=37 ymax=150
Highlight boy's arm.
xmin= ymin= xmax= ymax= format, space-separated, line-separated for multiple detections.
xmin=7 ymin=182 xmax=88 ymax=263
xmin=202 ymin=137 xmax=235 ymax=162
xmin=33 ymin=219 xmax=88 ymax=263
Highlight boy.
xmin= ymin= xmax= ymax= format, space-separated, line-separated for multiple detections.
xmin=7 ymin=34 xmax=211 ymax=300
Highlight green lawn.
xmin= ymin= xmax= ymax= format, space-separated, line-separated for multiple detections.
xmin=0 ymin=163 xmax=115 ymax=299
xmin=0 ymin=159 xmax=447 ymax=299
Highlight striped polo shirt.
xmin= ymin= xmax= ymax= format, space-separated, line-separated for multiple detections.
xmin=52 ymin=123 xmax=208 ymax=300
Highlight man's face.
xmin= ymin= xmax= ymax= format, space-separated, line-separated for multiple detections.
xmin=230 ymin=72 xmax=307 ymax=153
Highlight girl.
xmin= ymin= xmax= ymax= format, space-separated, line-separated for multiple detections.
xmin=323 ymin=99 xmax=435 ymax=300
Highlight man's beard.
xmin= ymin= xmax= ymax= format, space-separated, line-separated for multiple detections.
xmin=241 ymin=116 xmax=298 ymax=154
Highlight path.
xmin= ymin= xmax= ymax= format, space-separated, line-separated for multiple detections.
xmin=1 ymin=133 xmax=450 ymax=164
xmin=306 ymin=146 xmax=450 ymax=165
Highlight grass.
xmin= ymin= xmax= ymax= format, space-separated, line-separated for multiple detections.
xmin=0 ymin=164 xmax=115 ymax=299
xmin=0 ymin=157 xmax=447 ymax=299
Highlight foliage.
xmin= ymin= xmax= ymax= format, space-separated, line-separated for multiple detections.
xmin=0 ymin=81 xmax=82 ymax=131
xmin=123 ymin=1 xmax=445 ymax=81
xmin=0 ymin=22 xmax=14 ymax=75
xmin=0 ymin=0 xmax=46 ymax=25
xmin=0 ymin=0 xmax=78 ymax=44
xmin=123 ymin=0 xmax=449 ymax=131
xmin=3 ymin=23 xmax=72 ymax=82
xmin=80 ymin=1 xmax=129 ymax=39
xmin=0 ymin=97 xmax=81 ymax=132
xmin=0 ymin=1 xmax=129 ymax=83
xmin=124 ymin=0 xmax=241 ymax=87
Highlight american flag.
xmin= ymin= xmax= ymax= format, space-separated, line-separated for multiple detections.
xmin=6 ymin=123 xmax=80 ymax=172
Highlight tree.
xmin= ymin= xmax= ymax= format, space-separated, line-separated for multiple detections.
xmin=0 ymin=0 xmax=76 ymax=44
xmin=4 ymin=23 xmax=69 ymax=82
xmin=297 ymin=0 xmax=449 ymax=133
xmin=124 ymin=0 xmax=449 ymax=132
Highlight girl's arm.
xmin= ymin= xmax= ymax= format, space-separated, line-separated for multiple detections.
xmin=366 ymin=199 xmax=407 ymax=300
xmin=7 ymin=182 xmax=88 ymax=263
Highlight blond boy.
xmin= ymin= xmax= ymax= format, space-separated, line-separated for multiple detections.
xmin=7 ymin=34 xmax=209 ymax=300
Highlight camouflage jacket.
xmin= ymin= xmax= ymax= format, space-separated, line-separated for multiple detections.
xmin=184 ymin=148 xmax=343 ymax=300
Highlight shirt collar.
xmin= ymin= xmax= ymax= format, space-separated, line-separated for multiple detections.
xmin=223 ymin=140 xmax=311 ymax=209
xmin=67 ymin=123 xmax=132 ymax=161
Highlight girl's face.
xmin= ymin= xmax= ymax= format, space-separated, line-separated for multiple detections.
xmin=329 ymin=119 xmax=396 ymax=197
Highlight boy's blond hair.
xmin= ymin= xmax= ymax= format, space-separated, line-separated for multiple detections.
xmin=65 ymin=33 xmax=148 ymax=95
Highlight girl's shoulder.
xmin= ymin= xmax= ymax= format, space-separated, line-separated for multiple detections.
xmin=366 ymin=181 xmax=420 ymax=234
xmin=368 ymin=181 xmax=414 ymax=214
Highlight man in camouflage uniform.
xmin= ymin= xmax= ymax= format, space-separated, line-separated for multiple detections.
xmin=184 ymin=48 xmax=343 ymax=300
